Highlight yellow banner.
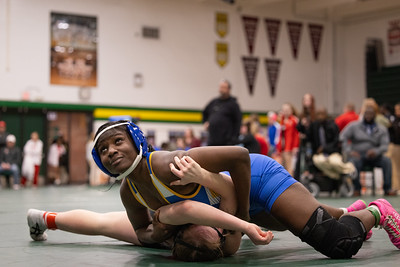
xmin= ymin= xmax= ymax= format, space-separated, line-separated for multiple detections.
xmin=216 ymin=12 xmax=228 ymax=38
xmin=216 ymin=42 xmax=228 ymax=68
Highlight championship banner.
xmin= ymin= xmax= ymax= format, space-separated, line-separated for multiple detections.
xmin=264 ymin=18 xmax=281 ymax=56
xmin=242 ymin=16 xmax=259 ymax=55
xmin=308 ymin=24 xmax=323 ymax=61
xmin=264 ymin=59 xmax=281 ymax=97
xmin=215 ymin=12 xmax=228 ymax=38
xmin=287 ymin=21 xmax=303 ymax=59
xmin=388 ymin=19 xmax=400 ymax=54
xmin=242 ymin=56 xmax=259 ymax=95
xmin=216 ymin=42 xmax=228 ymax=67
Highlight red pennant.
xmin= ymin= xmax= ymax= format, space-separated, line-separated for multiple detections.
xmin=242 ymin=16 xmax=259 ymax=55
xmin=264 ymin=59 xmax=281 ymax=97
xmin=242 ymin=56 xmax=259 ymax=95
xmin=287 ymin=21 xmax=303 ymax=59
xmin=264 ymin=18 xmax=281 ymax=56
xmin=308 ymin=24 xmax=323 ymax=61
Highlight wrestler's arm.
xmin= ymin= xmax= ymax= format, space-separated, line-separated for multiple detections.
xmin=169 ymin=155 xmax=237 ymax=215
xmin=158 ymin=200 xmax=273 ymax=247
xmin=174 ymin=146 xmax=251 ymax=221
xmin=120 ymin=178 xmax=175 ymax=247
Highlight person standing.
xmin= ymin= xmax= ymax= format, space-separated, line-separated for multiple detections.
xmin=21 ymin=131 xmax=43 ymax=187
xmin=202 ymin=79 xmax=242 ymax=146
xmin=267 ymin=111 xmax=281 ymax=159
xmin=0 ymin=121 xmax=10 ymax=149
xmin=277 ymin=103 xmax=299 ymax=176
xmin=388 ymin=102 xmax=400 ymax=192
xmin=47 ymin=136 xmax=66 ymax=185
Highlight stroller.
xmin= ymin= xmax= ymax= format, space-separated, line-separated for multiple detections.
xmin=297 ymin=142 xmax=355 ymax=198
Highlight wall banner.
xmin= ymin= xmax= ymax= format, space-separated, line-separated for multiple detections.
xmin=287 ymin=21 xmax=303 ymax=59
xmin=216 ymin=42 xmax=228 ymax=67
xmin=308 ymin=24 xmax=323 ymax=61
xmin=242 ymin=56 xmax=259 ymax=95
xmin=264 ymin=58 xmax=281 ymax=97
xmin=264 ymin=18 xmax=281 ymax=56
xmin=242 ymin=16 xmax=259 ymax=55
xmin=388 ymin=19 xmax=400 ymax=55
xmin=50 ymin=12 xmax=97 ymax=87
xmin=215 ymin=12 xmax=228 ymax=38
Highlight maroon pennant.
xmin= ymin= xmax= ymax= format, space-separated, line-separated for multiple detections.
xmin=242 ymin=56 xmax=259 ymax=95
xmin=308 ymin=24 xmax=323 ymax=61
xmin=287 ymin=21 xmax=303 ymax=59
xmin=264 ymin=59 xmax=281 ymax=97
xmin=242 ymin=16 xmax=259 ymax=55
xmin=264 ymin=18 xmax=281 ymax=56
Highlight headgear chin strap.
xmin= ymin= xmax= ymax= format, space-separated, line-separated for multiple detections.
xmin=114 ymin=146 xmax=142 ymax=181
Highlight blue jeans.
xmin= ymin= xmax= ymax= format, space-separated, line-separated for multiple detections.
xmin=0 ymin=164 xmax=20 ymax=185
xmin=349 ymin=155 xmax=392 ymax=193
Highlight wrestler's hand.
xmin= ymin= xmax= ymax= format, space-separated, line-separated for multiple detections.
xmin=151 ymin=209 xmax=178 ymax=242
xmin=244 ymin=223 xmax=274 ymax=245
xmin=169 ymin=156 xmax=206 ymax=186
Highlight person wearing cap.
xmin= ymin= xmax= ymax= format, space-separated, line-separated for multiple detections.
xmin=0 ymin=121 xmax=10 ymax=149
xmin=0 ymin=134 xmax=22 ymax=190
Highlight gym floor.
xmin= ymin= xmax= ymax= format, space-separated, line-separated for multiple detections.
xmin=2 ymin=185 xmax=400 ymax=266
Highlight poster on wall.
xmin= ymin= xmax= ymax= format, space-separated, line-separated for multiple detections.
xmin=50 ymin=12 xmax=97 ymax=87
xmin=264 ymin=58 xmax=281 ymax=97
xmin=287 ymin=21 xmax=303 ymax=59
xmin=264 ymin=18 xmax=281 ymax=56
xmin=215 ymin=12 xmax=228 ymax=38
xmin=216 ymin=42 xmax=228 ymax=67
xmin=242 ymin=56 xmax=259 ymax=95
xmin=308 ymin=24 xmax=323 ymax=61
xmin=242 ymin=16 xmax=259 ymax=55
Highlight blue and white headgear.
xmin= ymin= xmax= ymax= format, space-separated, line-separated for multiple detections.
xmin=91 ymin=121 xmax=148 ymax=180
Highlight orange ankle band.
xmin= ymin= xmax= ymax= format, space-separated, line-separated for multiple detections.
xmin=43 ymin=212 xmax=58 ymax=230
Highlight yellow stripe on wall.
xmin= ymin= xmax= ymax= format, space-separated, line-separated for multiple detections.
xmin=94 ymin=108 xmax=268 ymax=125
xmin=94 ymin=108 xmax=203 ymax=123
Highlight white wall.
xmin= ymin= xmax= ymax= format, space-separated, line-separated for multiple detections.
xmin=0 ymin=0 xmax=331 ymax=114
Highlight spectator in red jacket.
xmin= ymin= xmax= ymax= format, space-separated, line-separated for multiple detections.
xmin=335 ymin=103 xmax=359 ymax=132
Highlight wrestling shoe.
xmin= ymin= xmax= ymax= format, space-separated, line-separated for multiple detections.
xmin=368 ymin=199 xmax=400 ymax=249
xmin=346 ymin=199 xmax=373 ymax=240
xmin=346 ymin=199 xmax=367 ymax=213
xmin=27 ymin=209 xmax=48 ymax=241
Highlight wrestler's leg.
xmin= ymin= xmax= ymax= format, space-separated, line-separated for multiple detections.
xmin=270 ymin=182 xmax=375 ymax=235
xmin=56 ymin=210 xmax=140 ymax=244
xmin=28 ymin=209 xmax=140 ymax=245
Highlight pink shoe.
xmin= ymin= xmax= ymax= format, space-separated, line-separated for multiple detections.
xmin=346 ymin=199 xmax=367 ymax=213
xmin=369 ymin=199 xmax=400 ymax=249
xmin=346 ymin=199 xmax=373 ymax=240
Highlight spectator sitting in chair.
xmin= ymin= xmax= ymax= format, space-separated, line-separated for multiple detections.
xmin=0 ymin=134 xmax=22 ymax=190
xmin=340 ymin=105 xmax=396 ymax=196
xmin=306 ymin=108 xmax=355 ymax=180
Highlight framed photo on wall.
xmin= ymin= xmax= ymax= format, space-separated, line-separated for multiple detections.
xmin=50 ymin=12 xmax=97 ymax=87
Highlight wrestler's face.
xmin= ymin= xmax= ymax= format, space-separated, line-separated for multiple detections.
xmin=97 ymin=129 xmax=136 ymax=174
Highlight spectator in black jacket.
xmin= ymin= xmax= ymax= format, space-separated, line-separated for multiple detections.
xmin=0 ymin=134 xmax=22 ymax=190
xmin=236 ymin=119 xmax=261 ymax=153
xmin=202 ymin=79 xmax=242 ymax=146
